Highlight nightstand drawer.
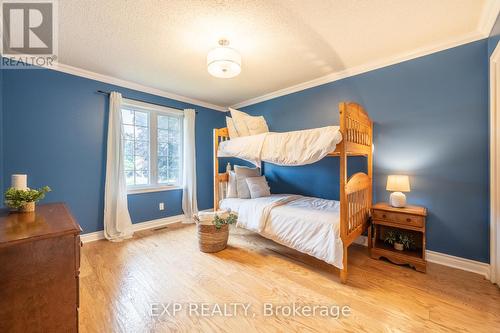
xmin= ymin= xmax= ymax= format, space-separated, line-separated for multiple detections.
xmin=372 ymin=210 xmax=424 ymax=227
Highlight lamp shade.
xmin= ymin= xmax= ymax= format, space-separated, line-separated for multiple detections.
xmin=207 ymin=45 xmax=241 ymax=79
xmin=386 ymin=175 xmax=410 ymax=192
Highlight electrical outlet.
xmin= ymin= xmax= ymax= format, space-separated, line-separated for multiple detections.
xmin=159 ymin=202 xmax=165 ymax=211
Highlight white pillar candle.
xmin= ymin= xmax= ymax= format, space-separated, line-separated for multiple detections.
xmin=11 ymin=174 xmax=28 ymax=190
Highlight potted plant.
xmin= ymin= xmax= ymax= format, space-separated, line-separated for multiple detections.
xmin=213 ymin=213 xmax=237 ymax=230
xmin=383 ymin=230 xmax=400 ymax=250
xmin=399 ymin=233 xmax=415 ymax=251
xmin=4 ymin=186 xmax=51 ymax=213
xmin=195 ymin=212 xmax=237 ymax=253
xmin=393 ymin=240 xmax=404 ymax=251
xmin=384 ymin=230 xmax=414 ymax=251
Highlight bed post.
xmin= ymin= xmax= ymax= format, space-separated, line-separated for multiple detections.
xmin=339 ymin=103 xmax=349 ymax=283
xmin=213 ymin=129 xmax=219 ymax=211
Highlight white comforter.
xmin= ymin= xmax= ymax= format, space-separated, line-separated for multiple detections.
xmin=220 ymin=194 xmax=344 ymax=269
xmin=218 ymin=126 xmax=342 ymax=167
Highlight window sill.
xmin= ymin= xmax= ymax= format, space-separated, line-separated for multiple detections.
xmin=127 ymin=186 xmax=183 ymax=195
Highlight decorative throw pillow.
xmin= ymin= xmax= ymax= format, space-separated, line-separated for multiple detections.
xmin=229 ymin=108 xmax=269 ymax=137
xmin=234 ymin=165 xmax=261 ymax=199
xmin=226 ymin=116 xmax=240 ymax=139
xmin=246 ymin=176 xmax=271 ymax=199
xmin=226 ymin=171 xmax=238 ymax=198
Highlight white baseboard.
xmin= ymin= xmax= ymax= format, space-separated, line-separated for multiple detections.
xmin=80 ymin=230 xmax=105 ymax=243
xmin=131 ymin=214 xmax=189 ymax=232
xmin=80 ymin=214 xmax=187 ymax=243
xmin=426 ymin=250 xmax=490 ymax=279
xmin=354 ymin=236 xmax=490 ymax=279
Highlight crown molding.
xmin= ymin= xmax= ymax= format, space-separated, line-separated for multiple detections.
xmin=232 ymin=1 xmax=499 ymax=109
xmin=231 ymin=32 xmax=485 ymax=109
xmin=478 ymin=0 xmax=500 ymax=37
xmin=48 ymin=62 xmax=227 ymax=112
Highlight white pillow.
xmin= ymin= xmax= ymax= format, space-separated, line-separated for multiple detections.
xmin=229 ymin=108 xmax=269 ymax=136
xmin=246 ymin=115 xmax=269 ymax=136
xmin=246 ymin=176 xmax=271 ymax=199
xmin=226 ymin=117 xmax=239 ymax=139
xmin=234 ymin=165 xmax=261 ymax=199
xmin=229 ymin=108 xmax=251 ymax=136
xmin=226 ymin=171 xmax=238 ymax=198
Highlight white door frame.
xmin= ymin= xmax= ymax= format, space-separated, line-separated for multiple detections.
xmin=490 ymin=40 xmax=500 ymax=285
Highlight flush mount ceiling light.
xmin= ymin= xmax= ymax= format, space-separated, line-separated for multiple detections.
xmin=207 ymin=39 xmax=241 ymax=79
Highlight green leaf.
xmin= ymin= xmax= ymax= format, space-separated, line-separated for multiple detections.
xmin=212 ymin=213 xmax=238 ymax=229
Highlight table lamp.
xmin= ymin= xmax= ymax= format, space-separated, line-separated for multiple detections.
xmin=386 ymin=175 xmax=410 ymax=207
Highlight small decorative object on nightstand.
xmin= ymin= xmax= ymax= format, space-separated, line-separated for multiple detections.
xmin=386 ymin=175 xmax=410 ymax=207
xmin=369 ymin=202 xmax=427 ymax=272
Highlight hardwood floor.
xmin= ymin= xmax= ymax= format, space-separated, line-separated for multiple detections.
xmin=80 ymin=223 xmax=500 ymax=333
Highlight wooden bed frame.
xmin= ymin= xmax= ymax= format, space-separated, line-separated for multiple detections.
xmin=213 ymin=102 xmax=373 ymax=283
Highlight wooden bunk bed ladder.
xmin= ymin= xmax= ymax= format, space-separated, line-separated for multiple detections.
xmin=213 ymin=127 xmax=229 ymax=211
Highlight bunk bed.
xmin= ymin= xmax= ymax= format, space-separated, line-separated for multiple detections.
xmin=213 ymin=102 xmax=373 ymax=283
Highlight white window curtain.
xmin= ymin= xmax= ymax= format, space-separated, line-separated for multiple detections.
xmin=182 ymin=109 xmax=198 ymax=221
xmin=104 ymin=92 xmax=134 ymax=241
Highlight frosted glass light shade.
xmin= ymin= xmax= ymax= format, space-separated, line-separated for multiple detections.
xmin=207 ymin=46 xmax=241 ymax=78
xmin=386 ymin=175 xmax=410 ymax=192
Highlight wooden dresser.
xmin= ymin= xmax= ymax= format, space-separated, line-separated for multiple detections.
xmin=0 ymin=203 xmax=82 ymax=332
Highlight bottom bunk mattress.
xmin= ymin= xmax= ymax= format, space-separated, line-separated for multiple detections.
xmin=220 ymin=194 xmax=344 ymax=269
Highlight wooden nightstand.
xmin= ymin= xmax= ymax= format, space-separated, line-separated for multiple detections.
xmin=369 ymin=202 xmax=427 ymax=272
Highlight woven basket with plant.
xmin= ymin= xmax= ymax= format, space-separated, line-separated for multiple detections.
xmin=195 ymin=211 xmax=237 ymax=253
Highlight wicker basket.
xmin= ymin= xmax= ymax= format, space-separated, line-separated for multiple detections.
xmin=197 ymin=223 xmax=229 ymax=253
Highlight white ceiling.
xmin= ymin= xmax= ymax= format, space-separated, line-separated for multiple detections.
xmin=58 ymin=0 xmax=496 ymax=109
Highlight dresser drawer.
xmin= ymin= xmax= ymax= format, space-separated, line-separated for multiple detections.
xmin=372 ymin=210 xmax=424 ymax=227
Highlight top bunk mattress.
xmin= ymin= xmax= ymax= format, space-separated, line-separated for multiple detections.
xmin=217 ymin=126 xmax=342 ymax=167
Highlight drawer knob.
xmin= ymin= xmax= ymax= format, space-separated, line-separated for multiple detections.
xmin=406 ymin=218 xmax=411 ymax=222
xmin=382 ymin=214 xmax=387 ymax=218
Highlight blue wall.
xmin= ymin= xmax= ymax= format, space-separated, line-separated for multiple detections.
xmin=242 ymin=39 xmax=489 ymax=263
xmin=1 ymin=69 xmax=225 ymax=233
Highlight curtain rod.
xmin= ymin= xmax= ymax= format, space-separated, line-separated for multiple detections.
xmin=96 ymin=90 xmax=198 ymax=113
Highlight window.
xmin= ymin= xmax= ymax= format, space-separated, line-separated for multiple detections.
xmin=121 ymin=99 xmax=183 ymax=193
